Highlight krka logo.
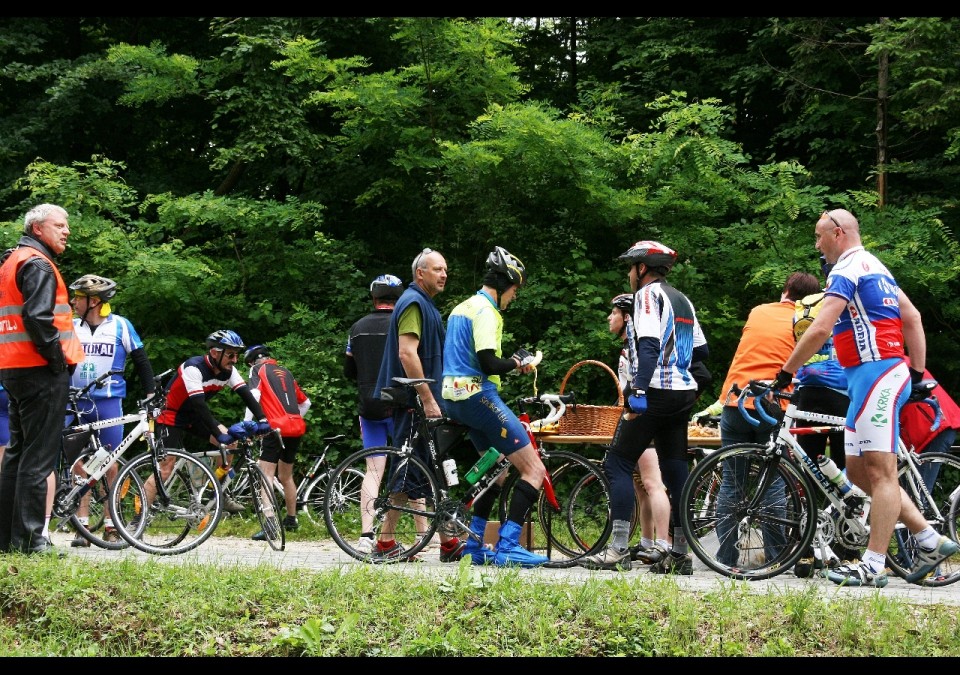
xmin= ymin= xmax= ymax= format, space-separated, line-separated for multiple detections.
xmin=871 ymin=413 xmax=889 ymax=426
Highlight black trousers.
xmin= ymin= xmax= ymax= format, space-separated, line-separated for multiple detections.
xmin=0 ymin=367 xmax=69 ymax=552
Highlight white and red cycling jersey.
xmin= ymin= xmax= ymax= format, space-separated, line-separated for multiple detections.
xmin=824 ymin=246 xmax=905 ymax=368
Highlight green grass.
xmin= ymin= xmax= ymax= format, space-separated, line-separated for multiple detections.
xmin=2 ymin=522 xmax=960 ymax=657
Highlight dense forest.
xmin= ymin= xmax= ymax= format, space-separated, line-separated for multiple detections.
xmin=1 ymin=17 xmax=958 ymax=455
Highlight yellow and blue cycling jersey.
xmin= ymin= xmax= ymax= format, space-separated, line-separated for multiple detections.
xmin=442 ymin=290 xmax=503 ymax=401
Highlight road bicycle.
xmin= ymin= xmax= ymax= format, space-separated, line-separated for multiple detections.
xmin=323 ymin=376 xmax=611 ymax=565
xmin=106 ymin=411 xmax=226 ymax=556
xmin=193 ymin=421 xmax=287 ymax=551
xmin=680 ymin=379 xmax=960 ymax=584
xmin=52 ymin=368 xmax=173 ymax=550
xmin=227 ymin=433 xmax=363 ymax=526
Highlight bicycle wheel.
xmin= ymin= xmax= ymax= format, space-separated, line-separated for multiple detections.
xmin=537 ymin=451 xmax=612 ymax=559
xmin=66 ymin=453 xmax=131 ymax=550
xmin=109 ymin=449 xmax=224 ymax=555
xmin=247 ymin=463 xmax=285 ymax=551
xmin=680 ymin=442 xmax=817 ymax=580
xmin=323 ymin=446 xmax=440 ymax=563
xmin=301 ymin=467 xmax=365 ymax=527
xmin=886 ymin=451 xmax=960 ymax=585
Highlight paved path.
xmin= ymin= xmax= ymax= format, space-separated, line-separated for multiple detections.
xmin=49 ymin=530 xmax=960 ymax=607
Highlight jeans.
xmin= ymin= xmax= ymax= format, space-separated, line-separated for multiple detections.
xmin=715 ymin=405 xmax=788 ymax=567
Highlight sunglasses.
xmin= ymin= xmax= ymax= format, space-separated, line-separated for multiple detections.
xmin=822 ymin=210 xmax=844 ymax=233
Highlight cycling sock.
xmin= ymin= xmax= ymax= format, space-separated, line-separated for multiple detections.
xmin=472 ymin=483 xmax=501 ymax=521
xmin=611 ymin=519 xmax=630 ymax=551
xmin=440 ymin=538 xmax=461 ymax=553
xmin=862 ymin=549 xmax=886 ymax=573
xmin=672 ymin=526 xmax=688 ymax=555
xmin=640 ymin=537 xmax=653 ymax=549
xmin=42 ymin=516 xmax=50 ymax=538
xmin=655 ymin=538 xmax=671 ymax=551
xmin=377 ymin=539 xmax=396 ymax=551
xmin=915 ymin=527 xmax=940 ymax=550
xmin=506 ymin=480 xmax=538 ymax=525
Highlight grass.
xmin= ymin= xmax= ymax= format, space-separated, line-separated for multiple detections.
xmin=1 ymin=513 xmax=959 ymax=657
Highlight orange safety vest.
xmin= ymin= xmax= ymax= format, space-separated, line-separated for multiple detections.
xmin=0 ymin=247 xmax=84 ymax=368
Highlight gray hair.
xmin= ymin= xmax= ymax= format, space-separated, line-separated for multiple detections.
xmin=411 ymin=247 xmax=433 ymax=279
xmin=24 ymin=203 xmax=68 ymax=235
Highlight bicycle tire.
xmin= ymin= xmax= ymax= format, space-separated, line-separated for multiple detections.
xmin=301 ymin=467 xmax=365 ymax=527
xmin=497 ymin=450 xmax=613 ymax=562
xmin=680 ymin=442 xmax=817 ymax=580
xmin=886 ymin=451 xmax=960 ymax=586
xmin=247 ymin=463 xmax=285 ymax=551
xmin=109 ymin=449 xmax=224 ymax=555
xmin=323 ymin=446 xmax=440 ymax=563
xmin=66 ymin=452 xmax=131 ymax=550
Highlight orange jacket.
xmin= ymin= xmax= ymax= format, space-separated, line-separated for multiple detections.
xmin=720 ymin=300 xmax=797 ymax=411
xmin=0 ymin=247 xmax=83 ymax=368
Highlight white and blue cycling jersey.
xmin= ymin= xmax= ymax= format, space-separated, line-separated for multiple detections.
xmin=70 ymin=314 xmax=145 ymax=399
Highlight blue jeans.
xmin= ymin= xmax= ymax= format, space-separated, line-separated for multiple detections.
xmin=715 ymin=405 xmax=788 ymax=567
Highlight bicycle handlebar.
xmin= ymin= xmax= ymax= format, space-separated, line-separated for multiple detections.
xmin=69 ymin=368 xmax=125 ymax=402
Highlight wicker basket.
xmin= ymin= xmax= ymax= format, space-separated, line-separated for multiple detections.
xmin=555 ymin=360 xmax=625 ymax=437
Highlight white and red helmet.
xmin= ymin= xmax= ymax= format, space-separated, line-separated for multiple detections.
xmin=617 ymin=240 xmax=677 ymax=271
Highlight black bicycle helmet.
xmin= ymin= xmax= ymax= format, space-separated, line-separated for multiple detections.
xmin=617 ymin=240 xmax=677 ymax=271
xmin=205 ymin=329 xmax=245 ymax=350
xmin=485 ymin=246 xmax=527 ymax=287
xmin=370 ymin=273 xmax=403 ymax=301
xmin=69 ymin=274 xmax=117 ymax=301
xmin=244 ymin=344 xmax=270 ymax=366
xmin=612 ymin=293 xmax=634 ymax=314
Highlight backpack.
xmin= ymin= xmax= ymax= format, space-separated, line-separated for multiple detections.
xmin=793 ymin=291 xmax=825 ymax=343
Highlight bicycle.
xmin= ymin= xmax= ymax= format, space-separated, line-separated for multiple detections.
xmin=227 ymin=433 xmax=363 ymax=527
xmin=679 ymin=378 xmax=960 ymax=584
xmin=322 ymin=376 xmax=611 ymax=565
xmin=52 ymin=368 xmax=173 ymax=550
xmin=199 ymin=421 xmax=287 ymax=551
xmin=106 ymin=409 xmax=226 ymax=556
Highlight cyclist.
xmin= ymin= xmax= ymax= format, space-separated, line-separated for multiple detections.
xmin=152 ymin=330 xmax=268 ymax=514
xmin=243 ymin=344 xmax=310 ymax=540
xmin=65 ymin=274 xmax=156 ymax=547
xmin=343 ymin=274 xmax=431 ymax=554
xmin=777 ymin=208 xmax=960 ymax=587
xmin=607 ymin=292 xmax=671 ymax=565
xmin=441 ymin=246 xmax=546 ymax=567
xmin=580 ymin=240 xmax=709 ymax=573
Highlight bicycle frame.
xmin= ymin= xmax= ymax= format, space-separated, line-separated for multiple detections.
xmin=53 ymin=369 xmax=171 ymax=519
xmin=740 ymin=380 xmax=948 ymax=568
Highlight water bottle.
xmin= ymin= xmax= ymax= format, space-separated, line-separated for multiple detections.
xmin=442 ymin=458 xmax=459 ymax=486
xmin=816 ymin=455 xmax=864 ymax=498
xmin=215 ymin=465 xmax=235 ymax=482
xmin=465 ymin=447 xmax=502 ymax=485
xmin=83 ymin=446 xmax=110 ymax=475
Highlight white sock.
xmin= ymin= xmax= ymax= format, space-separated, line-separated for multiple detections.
xmin=915 ymin=527 xmax=941 ymax=551
xmin=42 ymin=516 xmax=50 ymax=538
xmin=640 ymin=537 xmax=653 ymax=549
xmin=862 ymin=549 xmax=887 ymax=573
xmin=104 ymin=518 xmax=114 ymax=530
xmin=655 ymin=538 xmax=671 ymax=551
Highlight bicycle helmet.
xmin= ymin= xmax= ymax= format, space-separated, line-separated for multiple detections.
xmin=612 ymin=293 xmax=633 ymax=314
xmin=244 ymin=344 xmax=271 ymax=366
xmin=617 ymin=240 xmax=677 ymax=272
xmin=205 ymin=329 xmax=245 ymax=350
xmin=370 ymin=273 xmax=403 ymax=301
xmin=485 ymin=246 xmax=527 ymax=287
xmin=69 ymin=274 xmax=117 ymax=301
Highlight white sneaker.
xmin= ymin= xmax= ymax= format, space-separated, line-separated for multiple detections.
xmin=356 ymin=536 xmax=375 ymax=554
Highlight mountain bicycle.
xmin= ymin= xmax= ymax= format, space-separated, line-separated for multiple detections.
xmin=679 ymin=379 xmax=960 ymax=584
xmin=227 ymin=433 xmax=363 ymax=526
xmin=323 ymin=376 xmax=611 ymax=565
xmin=52 ymin=368 xmax=173 ymax=550
xmin=106 ymin=413 xmax=226 ymax=556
